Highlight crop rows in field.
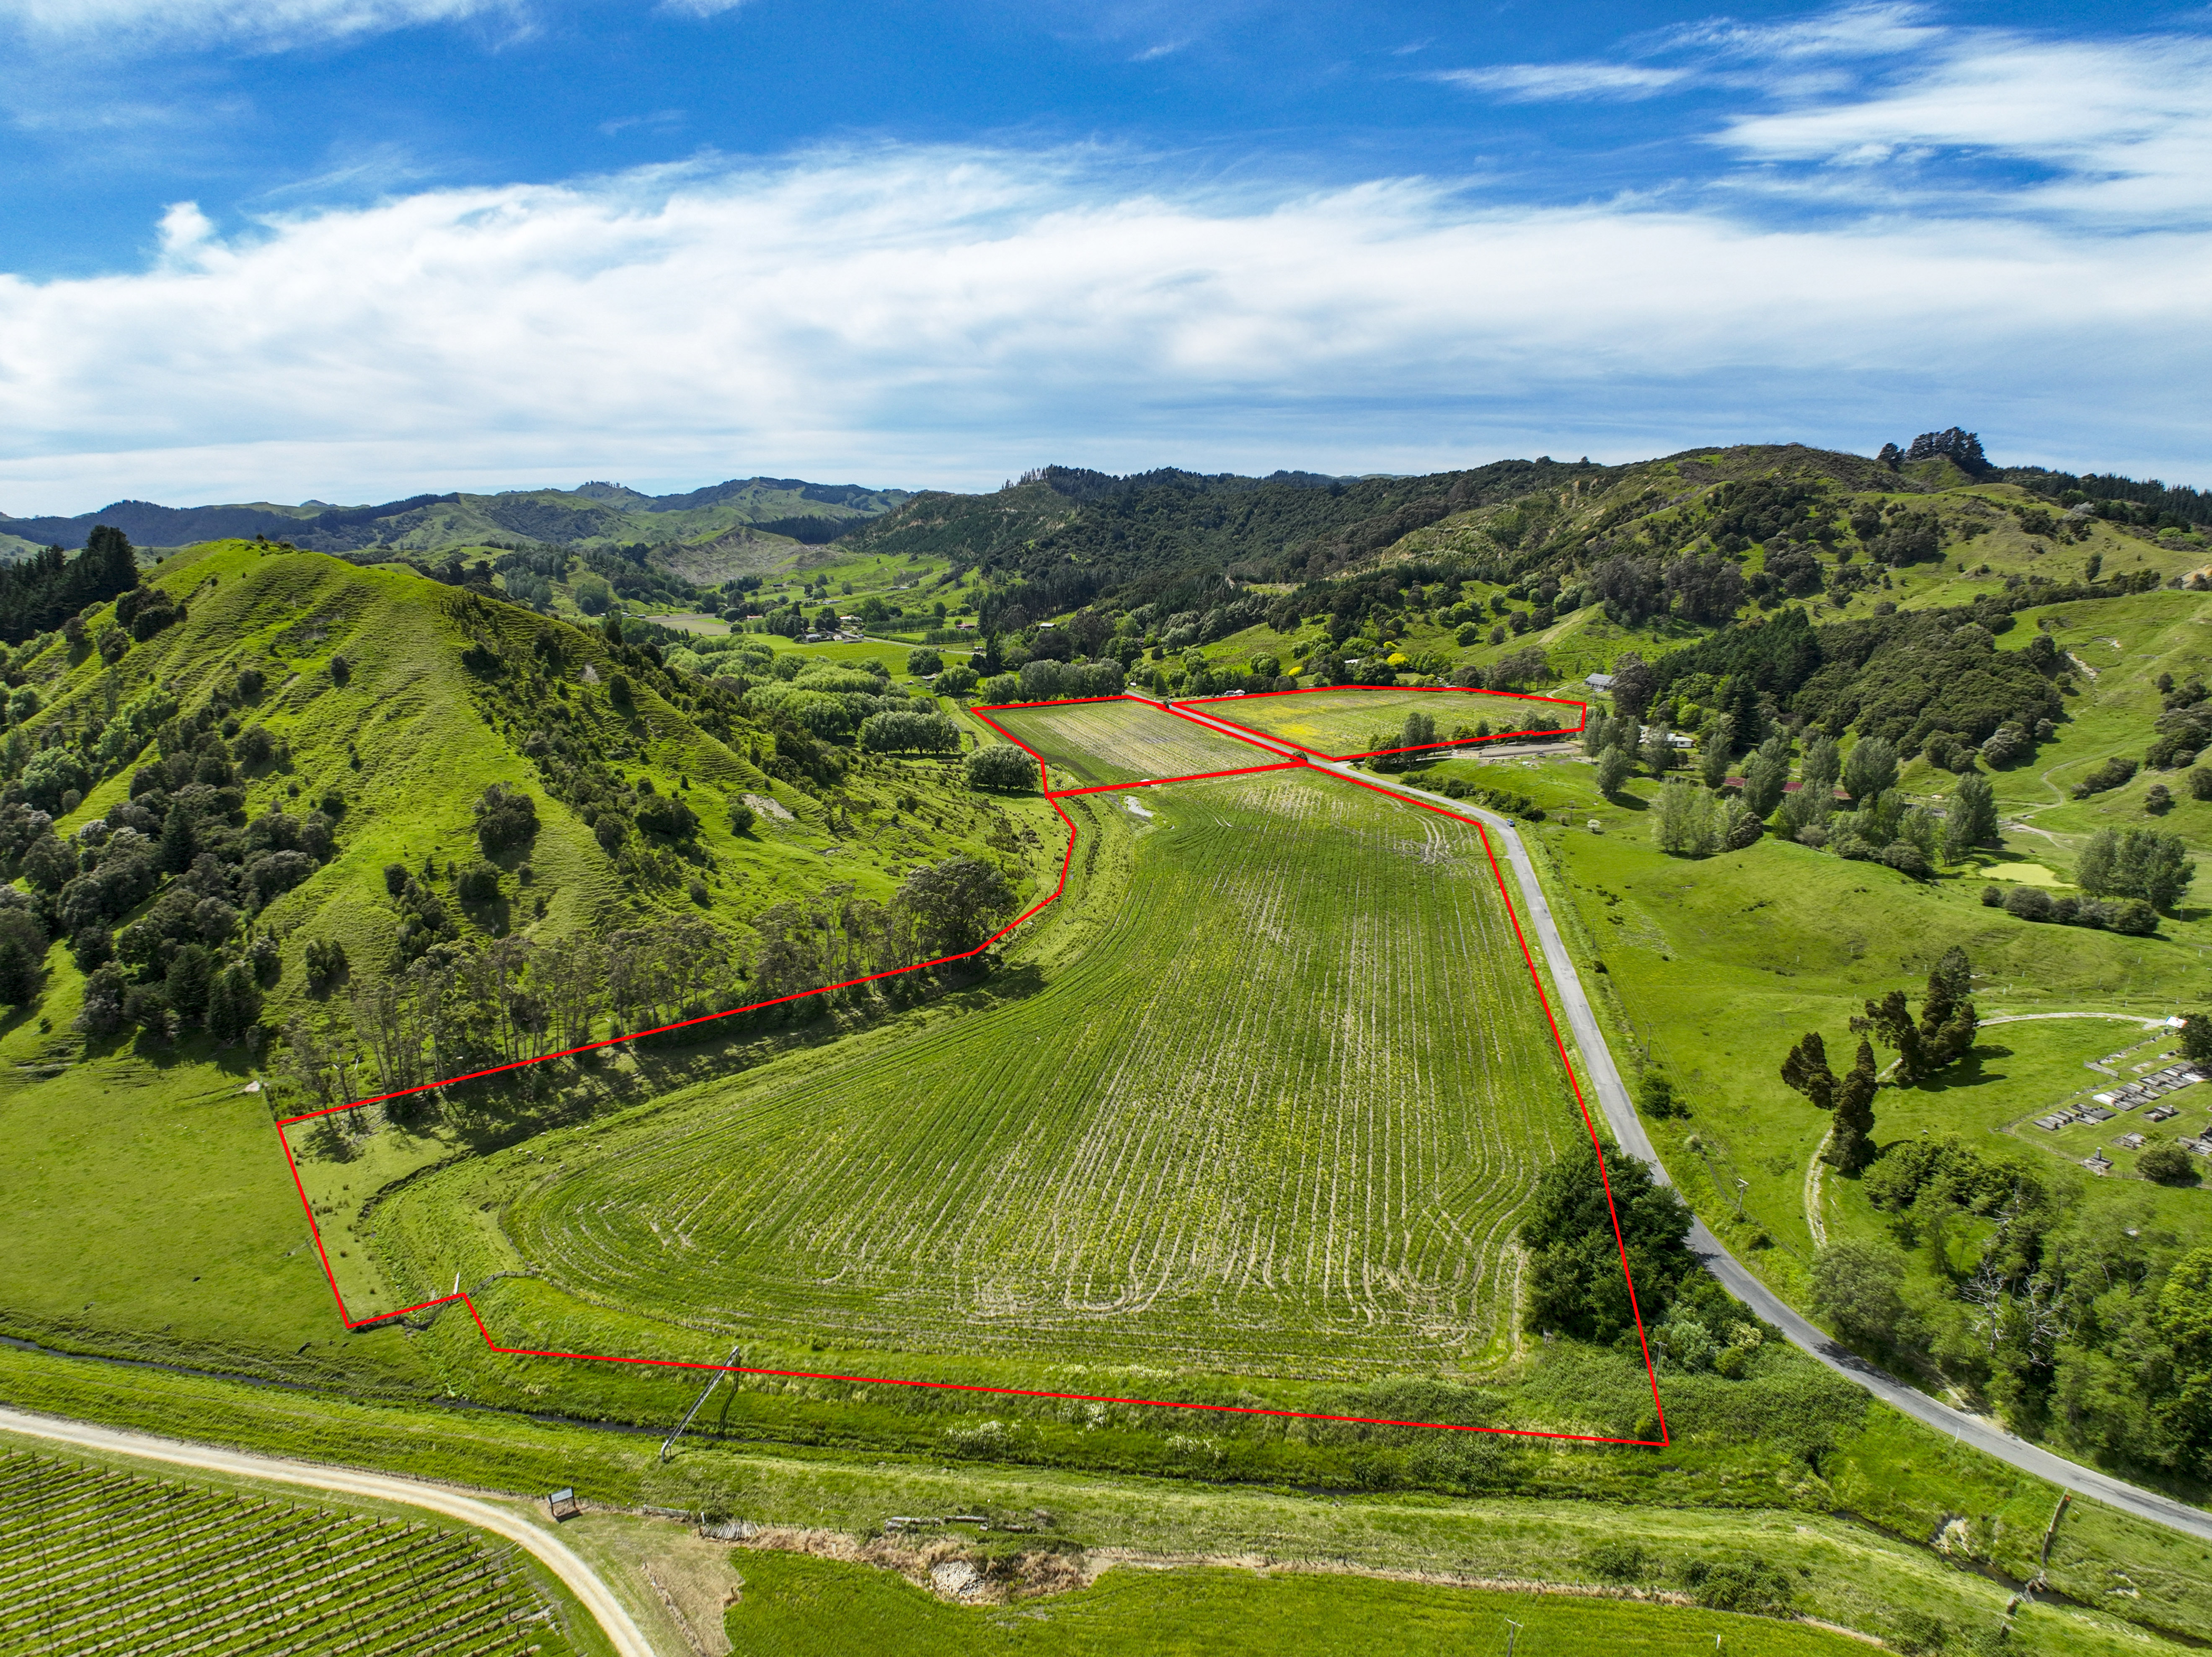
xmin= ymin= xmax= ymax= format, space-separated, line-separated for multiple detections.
xmin=982 ymin=697 xmax=1287 ymax=789
xmin=476 ymin=767 xmax=1576 ymax=1379
xmin=1189 ymin=687 xmax=1578 ymax=758
xmin=0 ymin=1450 xmax=574 ymax=1657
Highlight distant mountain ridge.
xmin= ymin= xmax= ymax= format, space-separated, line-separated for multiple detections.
xmin=0 ymin=476 xmax=917 ymax=558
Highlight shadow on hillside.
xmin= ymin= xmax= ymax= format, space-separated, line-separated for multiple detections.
xmin=1913 ymin=1044 xmax=2008 ymax=1093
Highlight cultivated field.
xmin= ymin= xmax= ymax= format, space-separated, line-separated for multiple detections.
xmin=407 ymin=767 xmax=1578 ymax=1378
xmin=982 ymin=697 xmax=1286 ymax=789
xmin=0 ymin=1448 xmax=580 ymax=1656
xmin=1188 ymin=687 xmax=1579 ymax=758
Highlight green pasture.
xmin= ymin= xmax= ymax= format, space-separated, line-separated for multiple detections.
xmin=724 ymin=1553 xmax=1881 ymax=1657
xmin=1509 ymin=757 xmax=2212 ymax=1271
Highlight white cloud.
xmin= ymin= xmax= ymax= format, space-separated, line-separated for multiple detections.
xmin=1437 ymin=9 xmax=2212 ymax=222
xmin=0 ymin=0 xmax=517 ymax=49
xmin=1657 ymin=3 xmax=1941 ymax=65
xmin=1716 ymin=34 xmax=2212 ymax=219
xmin=0 ymin=144 xmax=2206 ymax=512
xmin=1432 ymin=3 xmax=1937 ymax=106
xmin=156 ymin=201 xmax=216 ymax=261
xmin=1426 ymin=62 xmax=1692 ymax=102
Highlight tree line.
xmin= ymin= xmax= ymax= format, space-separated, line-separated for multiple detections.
xmin=0 ymin=525 xmax=140 ymax=647
xmin=291 ymin=851 xmax=1021 ymax=1111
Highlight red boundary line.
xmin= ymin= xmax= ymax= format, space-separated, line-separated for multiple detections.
xmin=1175 ymin=681 xmax=1589 ymax=763
xmin=274 ymin=692 xmax=1667 ymax=1448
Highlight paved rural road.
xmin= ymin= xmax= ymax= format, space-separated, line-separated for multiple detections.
xmin=0 ymin=1404 xmax=656 ymax=1656
xmin=1163 ymin=703 xmax=2212 ymax=1542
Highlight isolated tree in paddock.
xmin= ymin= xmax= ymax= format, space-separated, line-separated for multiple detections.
xmin=1828 ymin=1039 xmax=1879 ymax=1170
xmin=1780 ymin=1031 xmax=1837 ymax=1110
xmin=1399 ymin=710 xmax=1437 ymax=751
xmin=964 ymin=744 xmax=1038 ymax=792
xmin=1841 ymin=736 xmax=1899 ymax=803
xmin=1596 ymin=742 xmax=1634 ymax=798
xmin=1941 ymin=772 xmax=1999 ymax=862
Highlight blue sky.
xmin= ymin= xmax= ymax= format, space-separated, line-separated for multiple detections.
xmin=1 ymin=0 xmax=2207 ymax=510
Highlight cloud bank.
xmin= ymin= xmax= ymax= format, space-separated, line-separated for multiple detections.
xmin=2 ymin=7 xmax=2208 ymax=511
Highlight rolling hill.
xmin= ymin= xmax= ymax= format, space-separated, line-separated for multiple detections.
xmin=0 ymin=475 xmax=916 ymax=563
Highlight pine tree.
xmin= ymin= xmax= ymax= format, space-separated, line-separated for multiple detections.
xmin=158 ymin=802 xmax=196 ymax=875
xmin=1854 ymin=988 xmax=1924 ymax=1081
xmin=1917 ymin=946 xmax=1977 ymax=1069
xmin=1828 ymin=1040 xmax=1879 ymax=1170
xmin=1780 ymin=1031 xmax=1837 ymax=1109
xmin=0 ymin=932 xmax=39 ymax=1006
xmin=163 ymin=943 xmax=214 ymax=1024
xmin=206 ymin=963 xmax=262 ymax=1045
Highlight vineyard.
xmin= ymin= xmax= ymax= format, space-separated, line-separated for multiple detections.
xmin=1186 ymin=686 xmax=1582 ymax=758
xmin=393 ymin=764 xmax=1580 ymax=1380
xmin=0 ymin=1449 xmax=580 ymax=1657
xmin=979 ymin=696 xmax=1289 ymax=789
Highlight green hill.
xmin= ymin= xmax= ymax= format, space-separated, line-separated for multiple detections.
xmin=0 ymin=536 xmax=1063 ymax=1381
